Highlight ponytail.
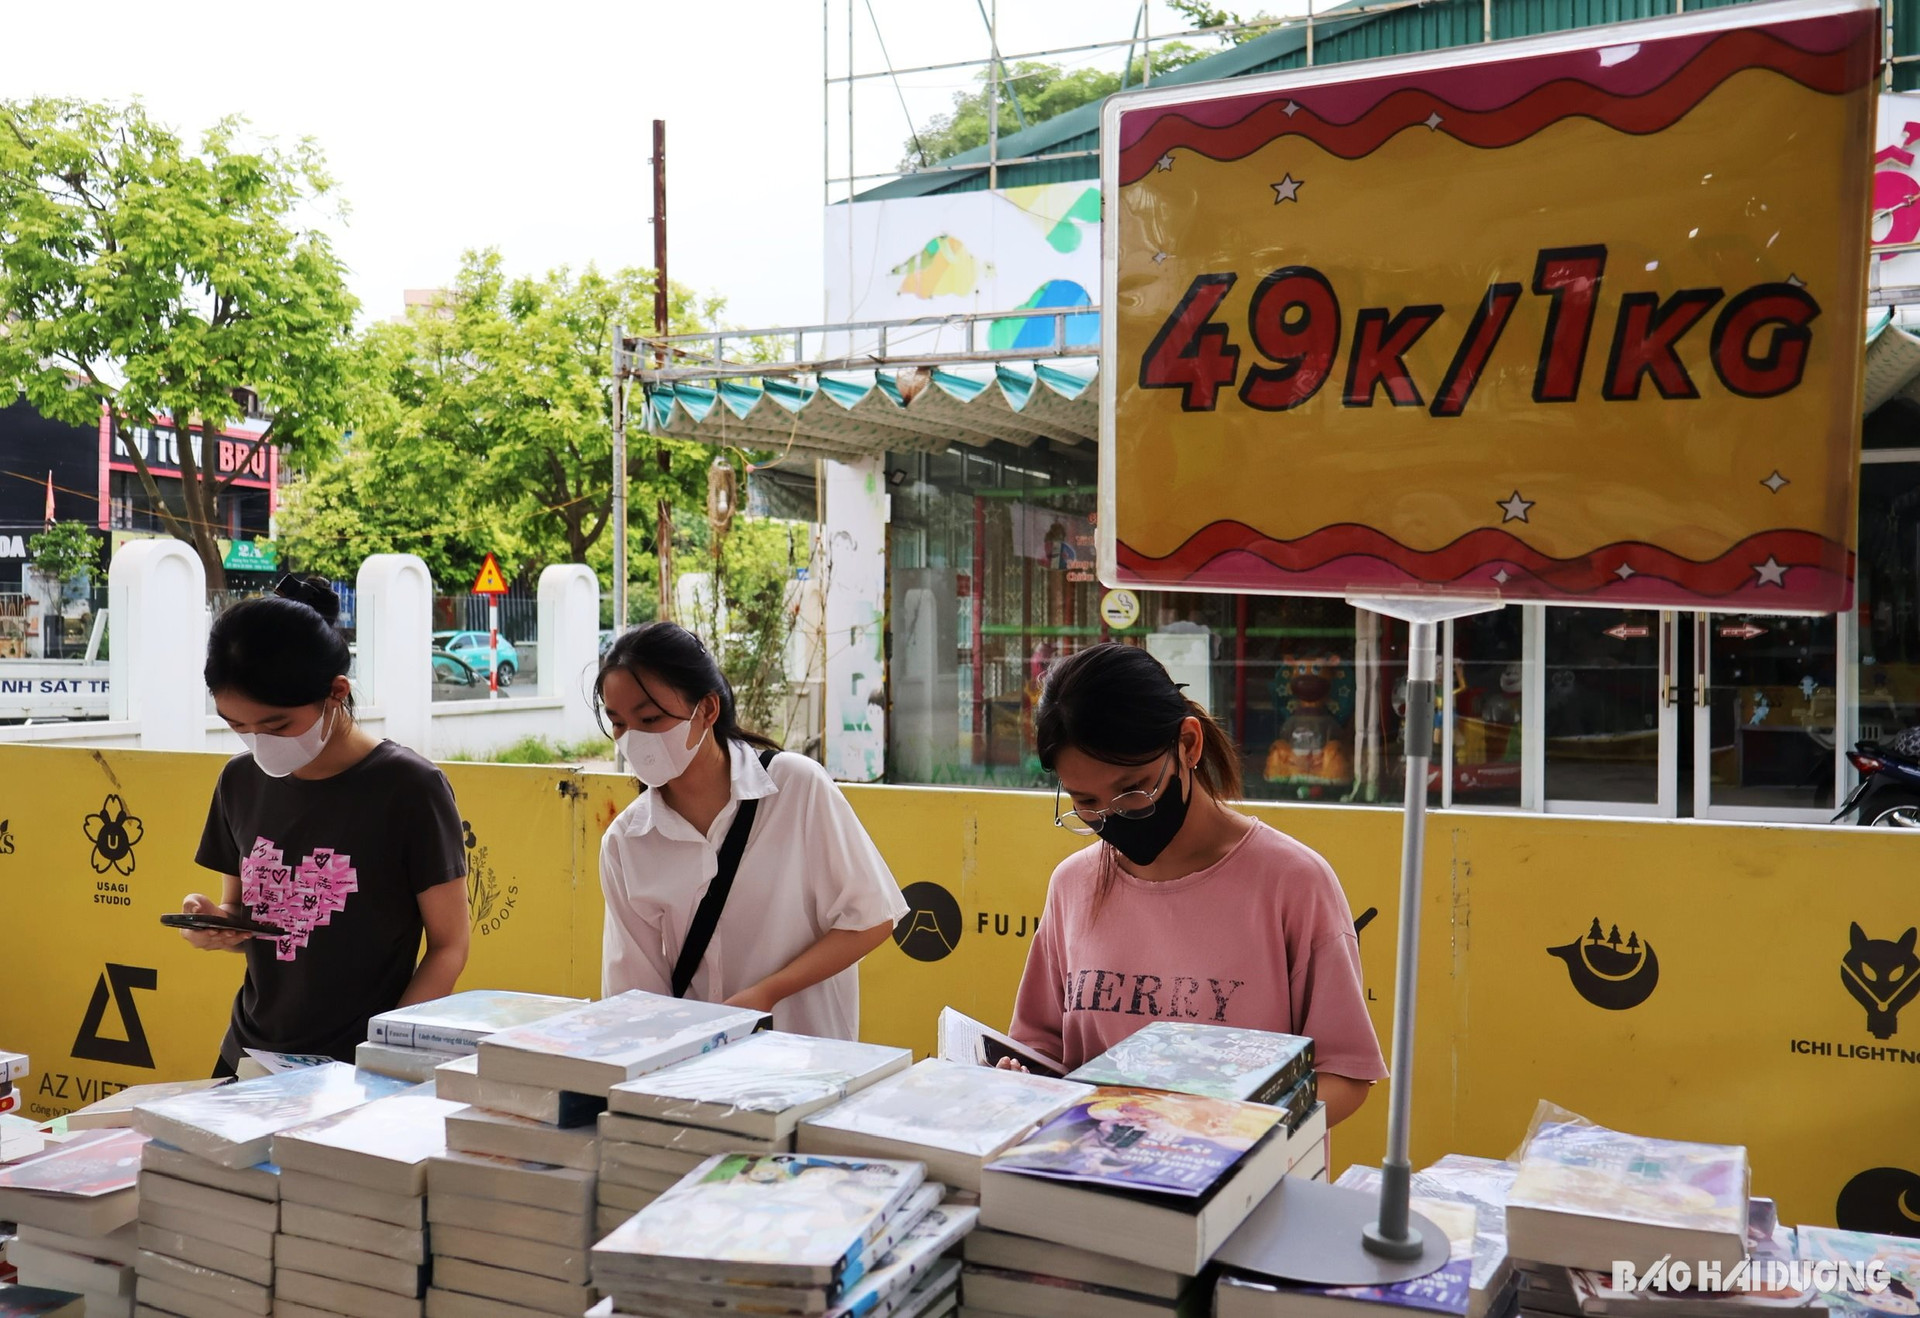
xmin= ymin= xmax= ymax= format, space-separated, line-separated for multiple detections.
xmin=1183 ymin=696 xmax=1243 ymax=802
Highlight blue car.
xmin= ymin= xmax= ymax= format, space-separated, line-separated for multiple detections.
xmin=434 ymin=631 xmax=520 ymax=686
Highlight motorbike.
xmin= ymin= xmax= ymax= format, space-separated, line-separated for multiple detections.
xmin=1831 ymin=726 xmax=1920 ymax=827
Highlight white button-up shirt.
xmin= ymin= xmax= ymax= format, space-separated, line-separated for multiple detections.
xmin=599 ymin=744 xmax=908 ymax=1041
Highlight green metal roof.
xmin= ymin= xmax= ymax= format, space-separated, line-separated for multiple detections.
xmin=856 ymin=0 xmax=1915 ymax=201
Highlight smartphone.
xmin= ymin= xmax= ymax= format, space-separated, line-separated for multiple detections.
xmin=160 ymin=912 xmax=285 ymax=937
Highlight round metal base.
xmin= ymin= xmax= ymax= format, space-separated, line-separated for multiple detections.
xmin=1216 ymin=1180 xmax=1454 ymax=1287
xmin=1363 ymin=1221 xmax=1429 ymax=1261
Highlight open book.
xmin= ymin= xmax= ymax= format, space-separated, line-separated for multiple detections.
xmin=935 ymin=1009 xmax=1063 ymax=1078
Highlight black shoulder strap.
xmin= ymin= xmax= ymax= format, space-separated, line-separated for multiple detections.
xmin=671 ymin=748 xmax=780 ymax=999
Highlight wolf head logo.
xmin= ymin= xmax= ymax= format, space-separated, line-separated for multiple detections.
xmin=1842 ymin=923 xmax=1920 ymax=1041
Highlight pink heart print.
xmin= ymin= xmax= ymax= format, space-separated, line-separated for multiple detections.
xmin=240 ymin=836 xmax=360 ymax=961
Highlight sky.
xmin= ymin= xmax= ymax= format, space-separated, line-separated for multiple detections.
xmin=4 ymin=0 xmax=1264 ymax=333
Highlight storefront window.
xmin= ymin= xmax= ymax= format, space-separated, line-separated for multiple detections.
xmin=1856 ymin=459 xmax=1920 ymax=750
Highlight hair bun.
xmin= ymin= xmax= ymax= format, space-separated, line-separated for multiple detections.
xmin=274 ymin=574 xmax=341 ymax=625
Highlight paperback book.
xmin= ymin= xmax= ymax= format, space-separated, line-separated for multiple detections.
xmin=0 ymin=1130 xmax=148 ymax=1197
xmin=433 ymin=1054 xmax=605 ymax=1128
xmin=1067 ymin=1023 xmax=1314 ymax=1105
xmin=133 ymin=1063 xmax=412 ymax=1168
xmin=64 ymin=1080 xmax=230 ymax=1131
xmin=591 ymin=1152 xmax=925 ymax=1288
xmin=1506 ymin=1111 xmax=1748 ymax=1272
xmin=368 ymin=990 xmax=585 ymax=1052
xmin=1795 ymin=1225 xmax=1920 ymax=1318
xmin=987 ymin=1087 xmax=1279 ymax=1197
xmin=478 ymin=990 xmax=768 ymax=1095
xmin=271 ymin=1090 xmax=464 ymax=1195
xmin=799 ymin=1059 xmax=1089 ymax=1188
xmin=609 ymin=1032 xmax=913 ymax=1139
xmin=934 ymin=1008 xmax=1063 ymax=1078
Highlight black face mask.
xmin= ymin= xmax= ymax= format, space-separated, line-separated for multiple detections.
xmin=1098 ymin=762 xmax=1191 ymax=866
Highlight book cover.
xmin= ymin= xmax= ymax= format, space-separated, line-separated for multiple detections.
xmin=1066 ymin=1023 xmax=1313 ymax=1105
xmin=133 ymin=1063 xmax=411 ymax=1164
xmin=481 ymin=990 xmax=765 ymax=1070
xmin=828 ymin=1203 xmax=979 ymax=1318
xmin=240 ymin=1049 xmax=335 ymax=1074
xmin=803 ymin=1059 xmax=1090 ymax=1157
xmin=986 ymin=1087 xmax=1281 ymax=1197
xmin=368 ymin=990 xmax=585 ymax=1051
xmin=1275 ymin=1073 xmax=1319 ymax=1134
xmin=272 ymin=1091 xmax=463 ymax=1169
xmin=594 ymin=1153 xmax=925 ymax=1281
xmin=614 ymin=1032 xmax=911 ymax=1121
xmin=0 ymin=1130 xmax=146 ymax=1197
xmin=1569 ymin=1223 xmax=1818 ymax=1313
xmin=1795 ymin=1225 xmax=1920 ymax=1318
xmin=0 ymin=1285 xmax=84 ymax=1317
xmin=1507 ymin=1121 xmax=1748 ymax=1235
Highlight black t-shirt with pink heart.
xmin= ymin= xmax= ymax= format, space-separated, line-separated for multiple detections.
xmin=196 ymin=740 xmax=467 ymax=1067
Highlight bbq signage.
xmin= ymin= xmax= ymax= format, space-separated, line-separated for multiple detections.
xmin=1100 ymin=0 xmax=1876 ymax=613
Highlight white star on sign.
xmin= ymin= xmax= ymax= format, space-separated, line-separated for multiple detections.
xmin=1786 ymin=274 xmax=1806 ymax=288
xmin=1271 ymin=174 xmax=1304 ymax=203
xmin=1153 ymin=251 xmax=1170 ymax=264
xmin=1497 ymin=491 xmax=1534 ymax=523
xmin=1492 ymin=568 xmax=1511 ymax=585
xmin=1753 ymin=556 xmax=1789 ymax=587
xmin=1614 ymin=562 xmax=1637 ymax=580
xmin=1284 ymin=101 xmax=1303 ymax=117
xmin=1762 ymin=470 xmax=1789 ymax=493
xmin=1424 ymin=111 xmax=1444 ymax=129
xmin=1157 ymin=153 xmax=1176 ymax=172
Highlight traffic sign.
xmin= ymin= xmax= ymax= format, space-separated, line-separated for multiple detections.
xmin=472 ymin=553 xmax=510 ymax=596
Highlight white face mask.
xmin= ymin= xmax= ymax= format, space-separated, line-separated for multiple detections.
xmin=242 ymin=703 xmax=337 ymax=779
xmin=620 ymin=720 xmax=709 ymax=788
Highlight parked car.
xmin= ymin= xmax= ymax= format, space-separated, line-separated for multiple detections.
xmin=433 ymin=631 xmax=520 ymax=686
xmin=432 ymin=649 xmax=480 ymax=688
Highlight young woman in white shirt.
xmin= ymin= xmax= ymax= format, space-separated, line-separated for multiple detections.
xmin=597 ymin=622 xmax=908 ymax=1039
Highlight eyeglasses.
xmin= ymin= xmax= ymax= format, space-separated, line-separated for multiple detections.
xmin=1053 ymin=753 xmax=1178 ymax=835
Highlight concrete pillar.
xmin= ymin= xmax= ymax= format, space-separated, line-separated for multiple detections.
xmin=537 ymin=564 xmax=601 ymax=746
xmin=108 ymin=539 xmax=207 ymax=751
xmin=821 ymin=457 xmax=888 ymax=782
xmin=356 ymin=554 xmax=434 ymax=756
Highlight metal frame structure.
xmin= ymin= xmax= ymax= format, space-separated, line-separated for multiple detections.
xmin=824 ymin=0 xmax=1920 ymax=208
xmin=630 ymin=306 xmax=1099 ymax=386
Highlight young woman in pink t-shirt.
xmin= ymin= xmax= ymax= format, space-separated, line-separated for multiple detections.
xmin=1007 ymin=643 xmax=1387 ymax=1127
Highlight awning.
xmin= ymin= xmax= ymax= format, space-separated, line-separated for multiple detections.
xmin=643 ymin=360 xmax=1098 ymax=461
xmin=1866 ymin=311 xmax=1920 ymax=413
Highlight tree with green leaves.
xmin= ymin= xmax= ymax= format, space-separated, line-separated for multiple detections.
xmin=0 ymin=98 xmax=358 ymax=592
xmin=29 ymin=521 xmax=98 ymax=593
xmin=1167 ymin=0 xmax=1282 ymax=44
xmin=903 ymin=47 xmax=1210 ymax=169
xmin=279 ymin=249 xmax=718 ymax=595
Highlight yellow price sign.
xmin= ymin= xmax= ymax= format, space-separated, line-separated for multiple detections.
xmin=1098 ymin=0 xmax=1877 ymax=612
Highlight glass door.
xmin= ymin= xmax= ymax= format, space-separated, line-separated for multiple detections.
xmin=1526 ymin=606 xmax=1679 ymax=816
xmin=1692 ymin=612 xmax=1849 ymax=822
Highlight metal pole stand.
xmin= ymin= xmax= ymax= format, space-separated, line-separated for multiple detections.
xmin=1216 ymin=594 xmax=1499 ymax=1287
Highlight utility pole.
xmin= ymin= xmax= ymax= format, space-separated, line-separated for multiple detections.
xmin=611 ymin=325 xmax=629 ymax=642
xmin=652 ymin=119 xmax=675 ymax=623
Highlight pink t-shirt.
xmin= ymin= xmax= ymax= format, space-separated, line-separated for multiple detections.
xmin=1009 ymin=820 xmax=1388 ymax=1081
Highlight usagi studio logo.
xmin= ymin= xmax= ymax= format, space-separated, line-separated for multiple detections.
xmin=893 ymin=882 xmax=962 ymax=963
xmin=1548 ymin=917 xmax=1660 ymax=1010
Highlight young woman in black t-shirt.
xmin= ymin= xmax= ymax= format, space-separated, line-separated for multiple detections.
xmin=178 ymin=575 xmax=471 ymax=1075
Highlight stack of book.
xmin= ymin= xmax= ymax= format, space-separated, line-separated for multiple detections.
xmin=798 ymin=1058 xmax=1091 ymax=1200
xmin=466 ymin=990 xmax=768 ymax=1240
xmin=589 ymin=1152 xmax=972 ymax=1318
xmin=599 ymin=1032 xmax=912 ymax=1231
xmin=1796 ymin=1224 xmax=1919 ymax=1318
xmin=268 ymin=1086 xmax=463 ymax=1318
xmin=61 ymin=1081 xmax=230 ymax=1133
xmin=0 ymin=1129 xmax=144 ymax=1318
xmin=0 ymin=1281 xmax=87 ymax=1316
xmin=972 ymin=1085 xmax=1310 ymax=1317
xmin=358 ymin=991 xmax=585 ymax=1083
xmin=130 ymin=1062 xmax=409 ymax=1318
xmin=0 ymin=1054 xmax=27 ymax=1119
xmin=423 ymin=1150 xmax=599 ymax=1318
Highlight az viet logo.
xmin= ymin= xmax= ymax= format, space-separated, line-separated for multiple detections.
xmin=1548 ymin=917 xmax=1659 ymax=1010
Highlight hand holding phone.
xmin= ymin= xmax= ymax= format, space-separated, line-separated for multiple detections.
xmin=168 ymin=895 xmax=279 ymax=950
